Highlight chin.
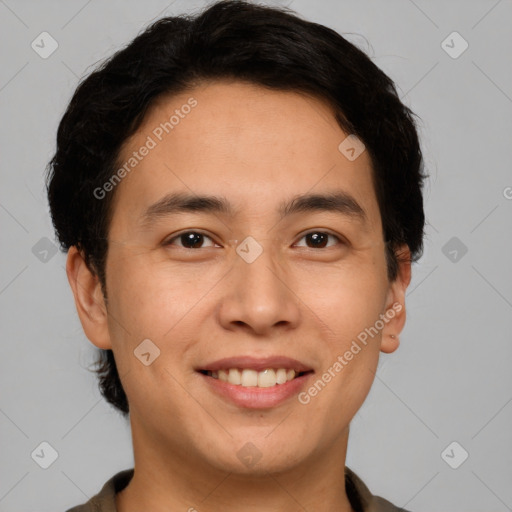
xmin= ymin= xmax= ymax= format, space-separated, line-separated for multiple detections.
xmin=199 ymin=434 xmax=314 ymax=476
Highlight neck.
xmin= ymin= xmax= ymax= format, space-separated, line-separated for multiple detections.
xmin=116 ymin=419 xmax=354 ymax=512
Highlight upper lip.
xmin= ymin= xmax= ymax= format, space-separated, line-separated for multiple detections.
xmin=198 ymin=356 xmax=313 ymax=373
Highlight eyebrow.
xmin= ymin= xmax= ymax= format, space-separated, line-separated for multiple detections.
xmin=139 ymin=190 xmax=367 ymax=229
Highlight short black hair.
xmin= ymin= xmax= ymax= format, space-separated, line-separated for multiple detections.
xmin=46 ymin=0 xmax=427 ymax=418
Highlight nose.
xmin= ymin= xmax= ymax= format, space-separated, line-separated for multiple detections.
xmin=217 ymin=238 xmax=301 ymax=336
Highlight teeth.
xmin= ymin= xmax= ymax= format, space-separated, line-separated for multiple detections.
xmin=276 ymin=368 xmax=287 ymax=384
xmin=240 ymin=369 xmax=258 ymax=387
xmin=228 ymin=368 xmax=241 ymax=385
xmin=207 ymin=368 xmax=299 ymax=387
xmin=258 ymin=369 xmax=276 ymax=388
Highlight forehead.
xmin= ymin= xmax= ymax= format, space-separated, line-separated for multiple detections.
xmin=110 ymin=80 xmax=380 ymax=234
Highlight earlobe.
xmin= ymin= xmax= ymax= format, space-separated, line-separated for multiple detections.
xmin=66 ymin=246 xmax=112 ymax=350
xmin=380 ymin=245 xmax=411 ymax=354
xmin=380 ymin=332 xmax=400 ymax=354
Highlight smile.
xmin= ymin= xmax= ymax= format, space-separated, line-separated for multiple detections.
xmin=200 ymin=368 xmax=312 ymax=388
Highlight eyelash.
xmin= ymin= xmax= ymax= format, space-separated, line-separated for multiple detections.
xmin=163 ymin=230 xmax=345 ymax=249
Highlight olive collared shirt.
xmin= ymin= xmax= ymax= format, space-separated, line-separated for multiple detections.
xmin=65 ymin=467 xmax=409 ymax=512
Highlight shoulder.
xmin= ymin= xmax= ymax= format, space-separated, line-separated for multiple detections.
xmin=345 ymin=466 xmax=411 ymax=512
xmin=64 ymin=468 xmax=134 ymax=512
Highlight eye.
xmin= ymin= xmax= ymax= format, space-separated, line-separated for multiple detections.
xmin=294 ymin=231 xmax=343 ymax=249
xmin=163 ymin=230 xmax=344 ymax=250
xmin=164 ymin=231 xmax=217 ymax=249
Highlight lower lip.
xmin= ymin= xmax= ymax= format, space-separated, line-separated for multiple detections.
xmin=199 ymin=372 xmax=313 ymax=409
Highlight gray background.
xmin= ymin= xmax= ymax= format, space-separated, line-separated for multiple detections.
xmin=1 ymin=0 xmax=511 ymax=510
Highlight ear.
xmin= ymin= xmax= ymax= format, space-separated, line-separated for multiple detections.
xmin=380 ymin=244 xmax=412 ymax=354
xmin=66 ymin=246 xmax=112 ymax=350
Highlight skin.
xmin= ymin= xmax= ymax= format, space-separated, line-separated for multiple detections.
xmin=67 ymin=80 xmax=411 ymax=512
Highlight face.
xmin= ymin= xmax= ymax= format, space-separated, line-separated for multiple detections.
xmin=69 ymin=80 xmax=410 ymax=476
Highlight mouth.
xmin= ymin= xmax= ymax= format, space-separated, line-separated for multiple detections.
xmin=198 ymin=368 xmax=313 ymax=388
xmin=196 ymin=356 xmax=314 ymax=408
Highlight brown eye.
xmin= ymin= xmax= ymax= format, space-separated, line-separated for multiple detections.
xmin=295 ymin=231 xmax=342 ymax=249
xmin=165 ymin=231 xmax=216 ymax=249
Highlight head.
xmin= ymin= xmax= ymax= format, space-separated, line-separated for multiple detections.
xmin=46 ymin=0 xmax=425 ymax=474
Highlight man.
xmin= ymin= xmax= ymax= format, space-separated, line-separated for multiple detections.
xmin=46 ymin=1 xmax=426 ymax=510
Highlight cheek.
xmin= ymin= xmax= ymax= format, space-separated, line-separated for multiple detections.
xmin=303 ymin=260 xmax=387 ymax=334
xmin=106 ymin=253 xmax=189 ymax=329
xmin=302 ymin=333 xmax=380 ymax=432
xmin=105 ymin=256 xmax=225 ymax=370
xmin=299 ymin=261 xmax=386 ymax=408
xmin=103 ymin=260 xmax=201 ymax=406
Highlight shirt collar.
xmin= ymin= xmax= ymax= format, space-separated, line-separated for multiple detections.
xmin=71 ymin=466 xmax=401 ymax=512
